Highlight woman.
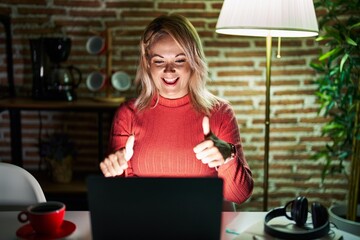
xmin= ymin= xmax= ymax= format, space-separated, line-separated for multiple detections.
xmin=100 ymin=14 xmax=253 ymax=206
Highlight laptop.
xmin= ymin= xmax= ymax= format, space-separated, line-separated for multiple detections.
xmin=86 ymin=175 xmax=223 ymax=240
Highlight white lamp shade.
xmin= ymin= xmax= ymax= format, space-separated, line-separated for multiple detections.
xmin=216 ymin=0 xmax=319 ymax=37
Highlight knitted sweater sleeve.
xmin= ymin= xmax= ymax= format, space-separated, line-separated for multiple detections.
xmin=211 ymin=102 xmax=254 ymax=205
xmin=107 ymin=100 xmax=136 ymax=176
xmin=108 ymin=100 xmax=135 ymax=153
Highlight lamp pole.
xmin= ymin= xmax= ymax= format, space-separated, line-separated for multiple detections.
xmin=263 ymin=35 xmax=272 ymax=211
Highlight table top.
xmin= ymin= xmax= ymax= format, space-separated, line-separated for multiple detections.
xmin=0 ymin=211 xmax=358 ymax=240
xmin=0 ymin=211 xmax=238 ymax=240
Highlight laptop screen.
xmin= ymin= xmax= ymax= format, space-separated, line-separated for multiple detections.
xmin=87 ymin=176 xmax=223 ymax=240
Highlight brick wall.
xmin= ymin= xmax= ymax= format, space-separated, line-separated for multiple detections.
xmin=0 ymin=0 xmax=348 ymax=211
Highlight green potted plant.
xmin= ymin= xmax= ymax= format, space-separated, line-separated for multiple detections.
xmin=310 ymin=0 xmax=360 ymax=235
xmin=39 ymin=132 xmax=77 ymax=183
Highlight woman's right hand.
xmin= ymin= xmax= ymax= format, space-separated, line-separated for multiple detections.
xmin=99 ymin=135 xmax=135 ymax=177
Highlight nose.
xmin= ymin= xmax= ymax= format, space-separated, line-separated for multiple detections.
xmin=164 ymin=62 xmax=175 ymax=73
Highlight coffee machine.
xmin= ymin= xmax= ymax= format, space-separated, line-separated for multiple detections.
xmin=30 ymin=37 xmax=82 ymax=101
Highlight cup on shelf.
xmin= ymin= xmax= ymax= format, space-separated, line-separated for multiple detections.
xmin=86 ymin=71 xmax=107 ymax=92
xmin=18 ymin=201 xmax=66 ymax=235
xmin=86 ymin=36 xmax=106 ymax=55
xmin=111 ymin=71 xmax=131 ymax=91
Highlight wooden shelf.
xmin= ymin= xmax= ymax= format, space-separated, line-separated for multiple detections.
xmin=0 ymin=97 xmax=123 ymax=111
xmin=28 ymin=170 xmax=100 ymax=210
xmin=0 ymin=97 xmax=121 ymax=167
xmin=30 ymin=170 xmax=101 ymax=194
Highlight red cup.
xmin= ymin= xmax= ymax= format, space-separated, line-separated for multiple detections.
xmin=18 ymin=201 xmax=65 ymax=235
xmin=86 ymin=71 xmax=107 ymax=92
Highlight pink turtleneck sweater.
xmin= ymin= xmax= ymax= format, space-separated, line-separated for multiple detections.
xmin=108 ymin=94 xmax=253 ymax=205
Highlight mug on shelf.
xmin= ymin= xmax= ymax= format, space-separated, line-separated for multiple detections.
xmin=86 ymin=36 xmax=106 ymax=55
xmin=86 ymin=71 xmax=107 ymax=92
xmin=111 ymin=71 xmax=131 ymax=91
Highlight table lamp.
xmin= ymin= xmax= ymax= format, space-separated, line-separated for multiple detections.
xmin=216 ymin=0 xmax=319 ymax=211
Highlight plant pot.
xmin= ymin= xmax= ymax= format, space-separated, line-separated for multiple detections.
xmin=328 ymin=204 xmax=360 ymax=236
xmin=47 ymin=155 xmax=73 ymax=183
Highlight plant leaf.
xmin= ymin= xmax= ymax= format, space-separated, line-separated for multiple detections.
xmin=345 ymin=36 xmax=357 ymax=46
xmin=349 ymin=22 xmax=360 ymax=30
xmin=310 ymin=62 xmax=325 ymax=72
xmin=340 ymin=54 xmax=349 ymax=72
xmin=319 ymin=47 xmax=341 ymax=61
xmin=315 ymin=35 xmax=331 ymax=42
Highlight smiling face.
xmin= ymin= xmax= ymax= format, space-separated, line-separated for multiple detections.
xmin=148 ymin=34 xmax=192 ymax=99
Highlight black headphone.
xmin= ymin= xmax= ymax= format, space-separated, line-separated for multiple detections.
xmin=264 ymin=196 xmax=330 ymax=240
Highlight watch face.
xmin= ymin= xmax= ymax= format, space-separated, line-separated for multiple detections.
xmin=111 ymin=71 xmax=131 ymax=91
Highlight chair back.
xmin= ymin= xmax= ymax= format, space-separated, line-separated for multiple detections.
xmin=0 ymin=162 xmax=46 ymax=210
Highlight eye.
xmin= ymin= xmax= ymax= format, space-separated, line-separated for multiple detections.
xmin=175 ymin=58 xmax=186 ymax=64
xmin=152 ymin=59 xmax=165 ymax=66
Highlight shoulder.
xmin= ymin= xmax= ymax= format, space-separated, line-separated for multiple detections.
xmin=114 ymin=98 xmax=137 ymax=116
xmin=208 ymin=99 xmax=238 ymax=137
xmin=211 ymin=98 xmax=234 ymax=117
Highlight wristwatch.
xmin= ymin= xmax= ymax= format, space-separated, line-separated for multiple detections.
xmin=224 ymin=143 xmax=236 ymax=164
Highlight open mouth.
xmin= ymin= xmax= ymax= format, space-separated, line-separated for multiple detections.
xmin=162 ymin=77 xmax=179 ymax=85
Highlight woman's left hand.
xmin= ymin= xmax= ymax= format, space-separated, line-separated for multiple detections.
xmin=193 ymin=116 xmax=232 ymax=168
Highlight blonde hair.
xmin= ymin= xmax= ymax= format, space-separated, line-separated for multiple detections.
xmin=134 ymin=14 xmax=221 ymax=115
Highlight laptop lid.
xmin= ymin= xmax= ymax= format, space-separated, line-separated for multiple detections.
xmin=86 ymin=175 xmax=223 ymax=240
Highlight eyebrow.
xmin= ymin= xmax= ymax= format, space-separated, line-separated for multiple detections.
xmin=150 ymin=53 xmax=186 ymax=59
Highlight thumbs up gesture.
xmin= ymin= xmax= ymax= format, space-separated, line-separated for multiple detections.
xmin=100 ymin=135 xmax=135 ymax=177
xmin=193 ymin=117 xmax=233 ymax=168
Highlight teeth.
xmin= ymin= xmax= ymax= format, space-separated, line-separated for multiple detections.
xmin=163 ymin=77 xmax=177 ymax=83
